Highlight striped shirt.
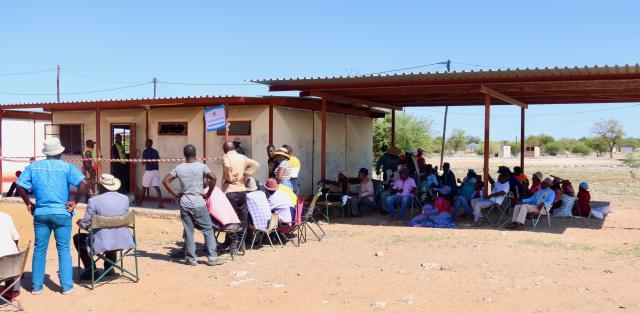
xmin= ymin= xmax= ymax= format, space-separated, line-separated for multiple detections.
xmin=275 ymin=160 xmax=292 ymax=180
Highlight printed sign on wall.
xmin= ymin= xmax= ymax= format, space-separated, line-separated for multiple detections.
xmin=204 ymin=105 xmax=226 ymax=132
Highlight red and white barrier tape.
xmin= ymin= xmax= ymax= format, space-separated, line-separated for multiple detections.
xmin=0 ymin=156 xmax=222 ymax=163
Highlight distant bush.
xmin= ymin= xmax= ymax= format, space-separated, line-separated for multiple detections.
xmin=544 ymin=142 xmax=565 ymax=156
xmin=624 ymin=157 xmax=640 ymax=168
xmin=571 ymin=142 xmax=592 ymax=155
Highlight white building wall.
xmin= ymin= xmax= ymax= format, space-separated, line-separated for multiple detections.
xmin=2 ymin=118 xmax=50 ymax=192
xmin=313 ymin=112 xmax=346 ymax=184
xmin=346 ymin=116 xmax=373 ymax=174
xmin=273 ymin=107 xmax=314 ymax=196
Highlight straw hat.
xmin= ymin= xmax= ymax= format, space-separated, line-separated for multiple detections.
xmin=273 ymin=147 xmax=290 ymax=159
xmin=98 ymin=174 xmax=121 ymax=191
xmin=264 ymin=178 xmax=278 ymax=191
xmin=532 ymin=171 xmax=543 ymax=181
xmin=42 ymin=137 xmax=66 ymax=156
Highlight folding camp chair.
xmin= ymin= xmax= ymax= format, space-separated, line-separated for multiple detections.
xmin=0 ymin=242 xmax=30 ymax=311
xmin=249 ymin=213 xmax=283 ymax=252
xmin=213 ymin=221 xmax=246 ymax=259
xmin=481 ymin=192 xmax=514 ymax=227
xmin=277 ymin=196 xmax=305 ymax=247
xmin=301 ymin=187 xmax=325 ymax=242
xmin=77 ymin=212 xmax=139 ymax=290
xmin=531 ymin=204 xmax=552 ymax=230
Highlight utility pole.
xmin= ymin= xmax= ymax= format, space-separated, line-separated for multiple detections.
xmin=439 ymin=60 xmax=451 ymax=168
xmin=56 ymin=65 xmax=61 ymax=102
xmin=152 ymin=77 xmax=157 ymax=99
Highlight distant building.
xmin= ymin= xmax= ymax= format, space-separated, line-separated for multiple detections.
xmin=524 ymin=145 xmax=541 ymax=158
xmin=500 ymin=145 xmax=512 ymax=158
xmin=467 ymin=142 xmax=478 ymax=153
xmin=622 ymin=146 xmax=634 ymax=154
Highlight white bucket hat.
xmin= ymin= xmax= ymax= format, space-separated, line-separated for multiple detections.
xmin=42 ymin=137 xmax=66 ymax=156
xmin=98 ymin=174 xmax=122 ymax=192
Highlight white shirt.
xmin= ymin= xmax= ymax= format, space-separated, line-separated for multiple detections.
xmin=0 ymin=212 xmax=20 ymax=257
xmin=490 ymin=181 xmax=510 ymax=205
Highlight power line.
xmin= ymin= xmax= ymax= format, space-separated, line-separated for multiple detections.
xmin=61 ymin=68 xmax=148 ymax=84
xmin=0 ymin=82 xmax=152 ymax=96
xmin=451 ymin=62 xmax=507 ymax=70
xmin=364 ymin=62 xmax=448 ymax=76
xmin=0 ymin=68 xmax=53 ymax=76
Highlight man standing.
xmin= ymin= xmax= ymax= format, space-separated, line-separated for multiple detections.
xmin=111 ymin=134 xmax=127 ymax=194
xmin=162 ymin=145 xmax=221 ymax=266
xmin=385 ymin=168 xmax=417 ymax=219
xmin=375 ymin=146 xmax=400 ymax=181
xmin=222 ymin=142 xmax=259 ymax=231
xmin=82 ymin=139 xmax=97 ymax=198
xmin=507 ymin=178 xmax=555 ymax=230
xmin=266 ymin=144 xmax=279 ymax=179
xmin=232 ymin=138 xmax=246 ymax=155
xmin=16 ymin=137 xmax=88 ymax=295
xmin=74 ymin=174 xmax=135 ymax=279
xmin=348 ymin=168 xmax=375 ymax=217
xmin=137 ymin=139 xmax=163 ymax=208
xmin=283 ymin=144 xmax=301 ymax=195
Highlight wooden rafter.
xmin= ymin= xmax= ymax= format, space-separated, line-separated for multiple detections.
xmin=480 ymin=85 xmax=528 ymax=109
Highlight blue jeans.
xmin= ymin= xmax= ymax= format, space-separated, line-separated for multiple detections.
xmin=33 ymin=214 xmax=73 ymax=292
xmin=387 ymin=195 xmax=412 ymax=218
xmin=180 ymin=206 xmax=217 ymax=263
xmin=290 ymin=178 xmax=300 ymax=195
xmin=349 ymin=197 xmax=374 ymax=216
xmin=451 ymin=196 xmax=473 ymax=218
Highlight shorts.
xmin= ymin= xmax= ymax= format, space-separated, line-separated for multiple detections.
xmin=142 ymin=170 xmax=161 ymax=187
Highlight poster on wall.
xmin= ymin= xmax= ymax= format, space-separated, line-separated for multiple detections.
xmin=204 ymin=105 xmax=226 ymax=132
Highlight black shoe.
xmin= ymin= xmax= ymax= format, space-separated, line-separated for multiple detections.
xmin=79 ymin=270 xmax=99 ymax=281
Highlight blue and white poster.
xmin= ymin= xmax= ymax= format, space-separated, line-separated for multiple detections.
xmin=204 ymin=105 xmax=226 ymax=132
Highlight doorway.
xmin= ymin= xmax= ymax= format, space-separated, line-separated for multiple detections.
xmin=110 ymin=124 xmax=137 ymax=194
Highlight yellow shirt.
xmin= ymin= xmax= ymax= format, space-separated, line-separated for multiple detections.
xmin=289 ymin=156 xmax=301 ymax=178
xmin=278 ymin=183 xmax=297 ymax=204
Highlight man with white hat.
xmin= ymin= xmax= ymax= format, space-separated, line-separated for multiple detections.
xmin=73 ymin=174 xmax=135 ymax=280
xmin=16 ymin=137 xmax=88 ymax=295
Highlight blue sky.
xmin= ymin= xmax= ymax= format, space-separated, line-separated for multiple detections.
xmin=1 ymin=1 xmax=639 ymax=140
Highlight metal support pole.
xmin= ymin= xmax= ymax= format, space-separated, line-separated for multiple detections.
xmin=321 ymin=97 xmax=327 ymax=180
xmin=152 ymin=77 xmax=157 ymax=99
xmin=391 ymin=109 xmax=396 ymax=147
xmin=439 ymin=106 xmax=449 ymax=168
xmin=520 ymin=106 xmax=525 ymax=172
xmin=56 ymin=65 xmax=61 ymax=103
xmin=483 ymin=94 xmax=491 ymax=196
xmin=268 ymin=104 xmax=273 ymax=145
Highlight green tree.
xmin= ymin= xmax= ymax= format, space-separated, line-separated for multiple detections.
xmin=544 ymin=142 xmax=565 ymax=156
xmin=571 ymin=142 xmax=592 ymax=155
xmin=373 ymin=113 xmax=433 ymax=160
xmin=591 ymin=119 xmax=625 ymax=158
xmin=447 ymin=128 xmax=466 ymax=153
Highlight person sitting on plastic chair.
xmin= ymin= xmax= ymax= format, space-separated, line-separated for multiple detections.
xmin=471 ymin=171 xmax=510 ymax=226
xmin=385 ymin=168 xmax=417 ymax=219
xmin=506 ymin=178 xmax=555 ymax=230
xmin=73 ymin=174 xmax=135 ymax=280
xmin=0 ymin=211 xmax=22 ymax=307
xmin=348 ymin=168 xmax=375 ymax=217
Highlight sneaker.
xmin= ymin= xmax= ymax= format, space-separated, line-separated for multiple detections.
xmin=186 ymin=259 xmax=197 ymax=266
xmin=62 ymin=288 xmax=74 ymax=295
xmin=206 ymin=258 xmax=224 ymax=266
xmin=31 ymin=289 xmax=42 ymax=295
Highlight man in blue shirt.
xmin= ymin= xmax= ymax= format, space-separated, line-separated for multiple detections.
xmin=507 ymin=177 xmax=555 ymax=230
xmin=16 ymin=137 xmax=88 ymax=295
xmin=136 ymin=139 xmax=163 ymax=208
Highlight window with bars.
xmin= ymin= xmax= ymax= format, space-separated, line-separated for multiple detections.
xmin=45 ymin=124 xmax=84 ymax=154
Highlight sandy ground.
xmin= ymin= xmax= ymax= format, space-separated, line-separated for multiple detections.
xmin=2 ymin=157 xmax=639 ymax=313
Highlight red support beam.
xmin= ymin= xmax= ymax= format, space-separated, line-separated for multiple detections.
xmin=321 ymin=97 xmax=327 ymax=180
xmin=95 ymin=108 xmax=101 ymax=173
xmin=391 ymin=109 xmax=396 ymax=147
xmin=33 ymin=119 xmax=37 ymax=160
xmin=0 ymin=112 xmax=3 ymax=194
xmin=202 ymin=106 xmax=207 ymax=165
xmin=483 ymin=94 xmax=491 ymax=196
xmin=268 ymin=104 xmax=273 ymax=145
xmin=224 ymin=105 xmax=229 ymax=142
xmin=520 ymin=106 xmax=525 ymax=172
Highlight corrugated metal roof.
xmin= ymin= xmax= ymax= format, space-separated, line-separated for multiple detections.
xmin=253 ymin=64 xmax=640 ymax=87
